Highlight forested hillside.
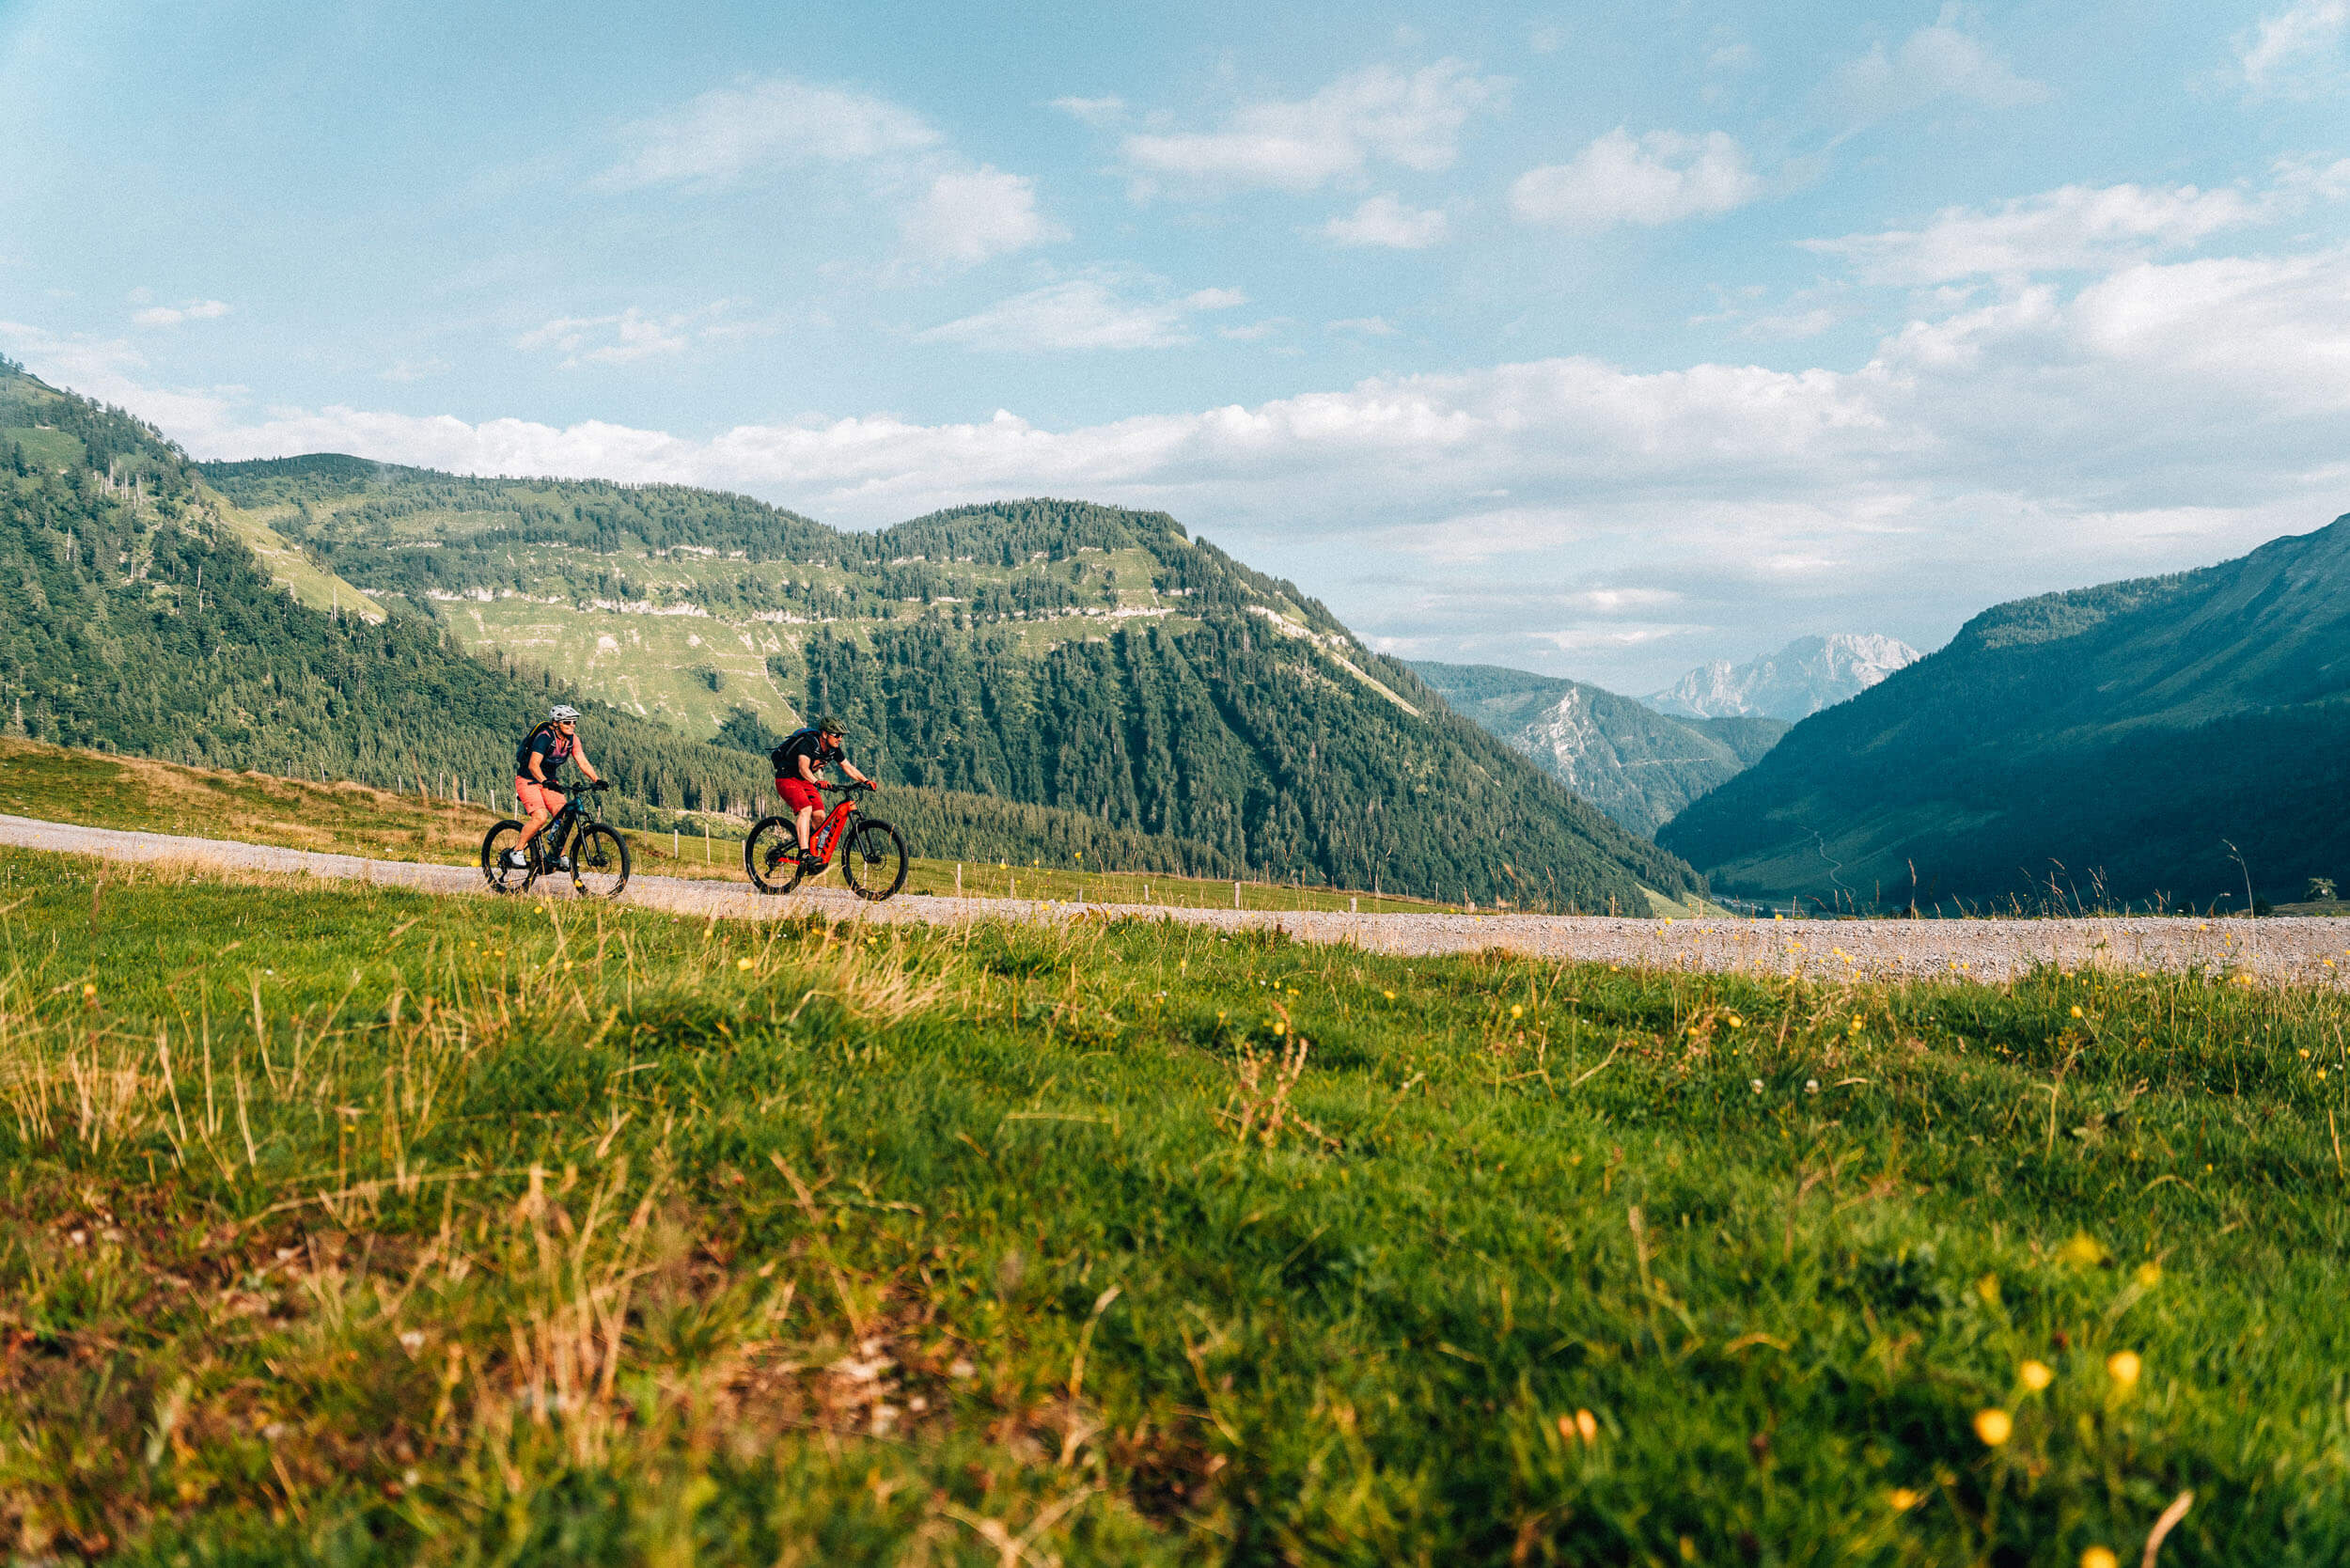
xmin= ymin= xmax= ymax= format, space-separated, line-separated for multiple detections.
xmin=1410 ymin=660 xmax=1786 ymax=837
xmin=0 ymin=363 xmax=1234 ymax=873
xmin=204 ymin=459 xmax=1695 ymax=907
xmin=1660 ymin=516 xmax=2350 ymax=910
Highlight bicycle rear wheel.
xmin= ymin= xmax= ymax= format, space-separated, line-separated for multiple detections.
xmin=481 ymin=820 xmax=535 ymax=894
xmin=571 ymin=824 xmax=631 ymax=899
xmin=744 ymin=816 xmax=807 ymax=895
xmin=841 ymin=819 xmax=908 ymax=902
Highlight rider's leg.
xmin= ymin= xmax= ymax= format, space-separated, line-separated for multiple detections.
xmin=515 ymin=781 xmax=565 ymax=852
xmin=794 ymin=803 xmax=814 ymax=852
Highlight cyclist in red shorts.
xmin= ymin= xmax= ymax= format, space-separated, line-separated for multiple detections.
xmin=772 ymin=714 xmax=877 ymax=871
xmin=504 ymin=703 xmax=606 ymax=870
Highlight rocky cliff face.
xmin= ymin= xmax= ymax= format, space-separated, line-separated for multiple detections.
xmin=1408 ymin=661 xmax=1788 ymax=838
xmin=1645 ymin=634 xmax=1919 ymax=721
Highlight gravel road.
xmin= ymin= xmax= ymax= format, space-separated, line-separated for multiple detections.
xmin=6 ymin=812 xmax=2342 ymax=984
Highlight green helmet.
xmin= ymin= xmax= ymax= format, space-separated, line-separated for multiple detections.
xmin=817 ymin=713 xmax=847 ymax=736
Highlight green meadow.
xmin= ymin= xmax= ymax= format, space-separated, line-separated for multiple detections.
xmin=1 ymin=845 xmax=2346 ymax=1565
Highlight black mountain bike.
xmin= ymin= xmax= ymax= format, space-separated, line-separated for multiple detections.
xmin=480 ymin=779 xmax=632 ymax=899
xmin=744 ymin=781 xmax=907 ymax=900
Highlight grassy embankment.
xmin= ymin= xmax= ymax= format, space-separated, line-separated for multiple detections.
xmin=0 ymin=737 xmax=1454 ymax=913
xmin=1 ymin=846 xmax=2346 ymax=1563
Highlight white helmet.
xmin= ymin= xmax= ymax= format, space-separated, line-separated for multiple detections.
xmin=549 ymin=704 xmax=581 ymax=721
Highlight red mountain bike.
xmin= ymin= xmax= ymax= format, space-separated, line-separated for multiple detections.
xmin=744 ymin=781 xmax=908 ymax=899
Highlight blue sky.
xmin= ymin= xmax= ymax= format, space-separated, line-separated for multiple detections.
xmin=4 ymin=0 xmax=2347 ymax=692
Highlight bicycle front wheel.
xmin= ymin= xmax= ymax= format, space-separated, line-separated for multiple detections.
xmin=744 ymin=817 xmax=807 ymax=895
xmin=481 ymin=820 xmax=534 ymax=894
xmin=571 ymin=824 xmax=631 ymax=899
xmin=841 ymin=818 xmax=908 ymax=902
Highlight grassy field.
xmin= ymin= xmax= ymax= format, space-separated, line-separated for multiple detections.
xmin=0 ymin=845 xmax=2344 ymax=1563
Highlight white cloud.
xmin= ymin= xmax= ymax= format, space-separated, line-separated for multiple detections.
xmin=1327 ymin=316 xmax=1400 ymax=337
xmin=1217 ymin=319 xmax=1289 ymax=342
xmin=606 ymin=76 xmax=1058 ymax=274
xmin=915 ymin=277 xmax=1246 ymax=353
xmin=1512 ymin=129 xmax=1762 ymax=229
xmin=2238 ymin=0 xmax=2348 ymax=92
xmin=1120 ymin=59 xmax=1506 ymax=194
xmin=382 ymin=356 xmax=449 ymax=383
xmin=1808 ymin=182 xmax=2261 ymax=284
xmin=1743 ymin=307 xmax=1841 ymax=340
xmin=132 ymin=300 xmax=229 ymax=327
xmin=1049 ymin=95 xmax=1127 ymax=127
xmin=1830 ymin=18 xmax=2049 ymax=121
xmin=603 ymin=77 xmax=940 ymax=187
xmin=514 ymin=304 xmax=769 ymax=368
xmin=1323 ymin=194 xmax=1449 ymax=248
xmin=900 ymin=165 xmax=1066 ymax=267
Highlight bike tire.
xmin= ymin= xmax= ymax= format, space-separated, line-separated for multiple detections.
xmin=481 ymin=820 xmax=536 ymax=895
xmin=570 ymin=824 xmax=631 ymax=900
xmin=744 ymin=816 xmax=807 ymax=895
xmin=841 ymin=818 xmax=908 ymax=902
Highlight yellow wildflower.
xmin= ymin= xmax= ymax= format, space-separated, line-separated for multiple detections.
xmin=1888 ymin=1488 xmax=1920 ymax=1511
xmin=1973 ymin=1408 xmax=2013 ymax=1446
xmin=2019 ymin=1359 xmax=2053 ymax=1391
xmin=2106 ymin=1350 xmax=2140 ymax=1388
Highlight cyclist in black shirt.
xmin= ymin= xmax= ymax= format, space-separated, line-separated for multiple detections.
xmin=773 ymin=714 xmax=877 ymax=870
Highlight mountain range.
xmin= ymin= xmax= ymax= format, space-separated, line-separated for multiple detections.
xmin=1646 ymin=634 xmax=1919 ymax=721
xmin=1408 ymin=661 xmax=1786 ymax=838
xmin=1660 ymin=517 xmax=2350 ymax=910
xmin=0 ymin=359 xmax=1701 ymax=911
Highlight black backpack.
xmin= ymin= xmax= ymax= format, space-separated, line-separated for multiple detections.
xmin=770 ymin=727 xmax=822 ymax=776
xmin=515 ymin=720 xmax=561 ymax=776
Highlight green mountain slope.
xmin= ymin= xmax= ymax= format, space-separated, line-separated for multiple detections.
xmin=1410 ymin=660 xmax=1786 ymax=837
xmin=1659 ymin=514 xmax=2350 ymax=909
xmin=0 ymin=362 xmax=1241 ymax=875
xmin=196 ymin=453 xmax=1701 ymax=909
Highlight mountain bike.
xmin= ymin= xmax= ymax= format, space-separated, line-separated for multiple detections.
xmin=480 ymin=779 xmax=632 ymax=899
xmin=744 ymin=781 xmax=907 ymax=900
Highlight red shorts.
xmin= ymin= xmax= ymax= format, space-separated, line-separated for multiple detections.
xmin=515 ymin=776 xmax=564 ymax=815
xmin=778 ymin=776 xmax=823 ymax=815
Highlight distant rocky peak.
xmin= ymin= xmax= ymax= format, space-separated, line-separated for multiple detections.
xmin=1645 ymin=633 xmax=1920 ymax=721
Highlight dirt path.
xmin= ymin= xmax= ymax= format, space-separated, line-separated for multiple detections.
xmin=5 ymin=811 xmax=2342 ymax=984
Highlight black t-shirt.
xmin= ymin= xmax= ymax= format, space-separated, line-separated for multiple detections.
xmin=516 ymin=724 xmax=577 ymax=779
xmin=773 ymin=729 xmax=844 ymax=778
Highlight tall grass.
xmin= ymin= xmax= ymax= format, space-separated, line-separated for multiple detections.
xmin=0 ymin=844 xmax=2346 ymax=1563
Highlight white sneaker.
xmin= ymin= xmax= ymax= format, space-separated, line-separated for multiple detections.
xmin=502 ymin=849 xmax=527 ymax=870
xmin=554 ymin=855 xmax=572 ymax=871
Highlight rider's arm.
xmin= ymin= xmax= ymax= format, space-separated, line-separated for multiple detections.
xmin=574 ymin=747 xmax=603 ymax=784
xmin=841 ymin=759 xmax=875 ymax=789
xmin=527 ymin=743 xmax=550 ymax=783
xmin=796 ymin=751 xmax=821 ymax=783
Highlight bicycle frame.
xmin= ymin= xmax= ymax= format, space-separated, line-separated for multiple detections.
xmin=532 ymin=785 xmax=603 ymax=865
xmin=806 ymin=793 xmax=859 ymax=864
